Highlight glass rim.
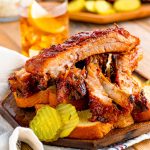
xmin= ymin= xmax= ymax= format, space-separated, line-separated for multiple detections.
xmin=19 ymin=0 xmax=68 ymax=18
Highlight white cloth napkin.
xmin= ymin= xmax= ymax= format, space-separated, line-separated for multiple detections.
xmin=0 ymin=46 xmax=150 ymax=150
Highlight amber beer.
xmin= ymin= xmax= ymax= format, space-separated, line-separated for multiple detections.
xmin=20 ymin=0 xmax=69 ymax=57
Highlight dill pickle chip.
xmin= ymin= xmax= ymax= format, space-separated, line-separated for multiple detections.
xmin=30 ymin=105 xmax=62 ymax=142
xmin=85 ymin=1 xmax=96 ymax=13
xmin=56 ymin=104 xmax=79 ymax=138
xmin=68 ymin=0 xmax=85 ymax=12
xmin=95 ymin=0 xmax=115 ymax=15
xmin=114 ymin=0 xmax=141 ymax=12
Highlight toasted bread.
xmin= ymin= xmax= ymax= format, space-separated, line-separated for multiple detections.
xmin=13 ymin=86 xmax=58 ymax=108
xmin=114 ymin=113 xmax=134 ymax=128
xmin=13 ymin=88 xmax=49 ymax=108
xmin=69 ymin=110 xmax=113 ymax=140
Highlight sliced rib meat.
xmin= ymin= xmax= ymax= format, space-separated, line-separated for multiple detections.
xmin=65 ymin=68 xmax=87 ymax=96
xmin=112 ymin=49 xmax=149 ymax=122
xmin=9 ymin=68 xmax=39 ymax=97
xmin=8 ymin=68 xmax=54 ymax=97
xmin=114 ymin=49 xmax=142 ymax=94
xmin=25 ymin=26 xmax=139 ymax=79
xmin=99 ymin=72 xmax=133 ymax=112
xmin=56 ymin=68 xmax=88 ymax=110
xmin=85 ymin=56 xmax=118 ymax=123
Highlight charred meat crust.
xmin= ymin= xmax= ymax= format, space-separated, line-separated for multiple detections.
xmin=89 ymin=95 xmax=118 ymax=123
xmin=56 ymin=69 xmax=88 ymax=111
xmin=56 ymin=67 xmax=87 ymax=104
xmin=8 ymin=69 xmax=54 ymax=98
xmin=132 ymin=91 xmax=149 ymax=122
xmin=25 ymin=26 xmax=140 ymax=78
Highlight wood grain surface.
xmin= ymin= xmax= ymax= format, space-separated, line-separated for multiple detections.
xmin=69 ymin=4 xmax=150 ymax=24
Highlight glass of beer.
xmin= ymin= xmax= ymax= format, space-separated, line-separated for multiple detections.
xmin=19 ymin=0 xmax=69 ymax=57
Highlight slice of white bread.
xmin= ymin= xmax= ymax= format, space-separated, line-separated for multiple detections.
xmin=69 ymin=110 xmax=113 ymax=140
xmin=13 ymin=86 xmax=57 ymax=108
xmin=13 ymin=89 xmax=49 ymax=108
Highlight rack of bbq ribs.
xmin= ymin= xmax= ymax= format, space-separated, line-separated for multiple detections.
xmin=8 ymin=26 xmax=150 ymax=142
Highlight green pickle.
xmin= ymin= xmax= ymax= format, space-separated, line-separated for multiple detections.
xmin=68 ymin=0 xmax=85 ymax=13
xmin=85 ymin=1 xmax=96 ymax=13
xmin=114 ymin=0 xmax=141 ymax=12
xmin=95 ymin=0 xmax=115 ymax=15
xmin=30 ymin=105 xmax=62 ymax=142
xmin=56 ymin=104 xmax=79 ymax=138
xmin=78 ymin=109 xmax=92 ymax=121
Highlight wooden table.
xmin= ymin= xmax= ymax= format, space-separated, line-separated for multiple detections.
xmin=0 ymin=18 xmax=150 ymax=150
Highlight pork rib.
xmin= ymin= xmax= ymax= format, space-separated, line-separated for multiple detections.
xmin=112 ymin=49 xmax=149 ymax=122
xmin=56 ymin=68 xmax=88 ymax=110
xmin=114 ymin=49 xmax=142 ymax=94
xmin=99 ymin=72 xmax=133 ymax=112
xmin=25 ymin=26 xmax=139 ymax=79
xmin=85 ymin=57 xmax=118 ymax=123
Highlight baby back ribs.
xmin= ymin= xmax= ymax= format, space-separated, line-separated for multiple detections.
xmin=25 ymin=26 xmax=139 ymax=79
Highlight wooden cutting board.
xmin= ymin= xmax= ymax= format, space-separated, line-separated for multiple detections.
xmin=69 ymin=4 xmax=150 ymax=24
xmin=0 ymin=92 xmax=150 ymax=149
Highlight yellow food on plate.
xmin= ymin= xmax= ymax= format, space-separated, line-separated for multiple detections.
xmin=56 ymin=104 xmax=79 ymax=138
xmin=69 ymin=110 xmax=113 ymax=139
xmin=95 ymin=0 xmax=116 ymax=15
xmin=13 ymin=88 xmax=49 ymax=108
xmin=85 ymin=0 xmax=96 ymax=13
xmin=30 ymin=106 xmax=62 ymax=142
xmin=114 ymin=0 xmax=141 ymax=12
xmin=68 ymin=0 xmax=85 ymax=13
xmin=28 ymin=0 xmax=65 ymax=33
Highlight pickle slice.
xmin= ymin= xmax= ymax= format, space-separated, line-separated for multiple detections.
xmin=114 ymin=0 xmax=141 ymax=12
xmin=56 ymin=104 xmax=79 ymax=138
xmin=78 ymin=109 xmax=92 ymax=121
xmin=30 ymin=106 xmax=62 ymax=142
xmin=68 ymin=0 xmax=85 ymax=13
xmin=95 ymin=0 xmax=115 ymax=15
xmin=85 ymin=1 xmax=96 ymax=13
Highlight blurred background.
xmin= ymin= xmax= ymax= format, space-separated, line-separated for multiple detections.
xmin=0 ymin=0 xmax=150 ymax=78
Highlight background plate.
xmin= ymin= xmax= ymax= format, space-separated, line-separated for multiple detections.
xmin=69 ymin=4 xmax=150 ymax=24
